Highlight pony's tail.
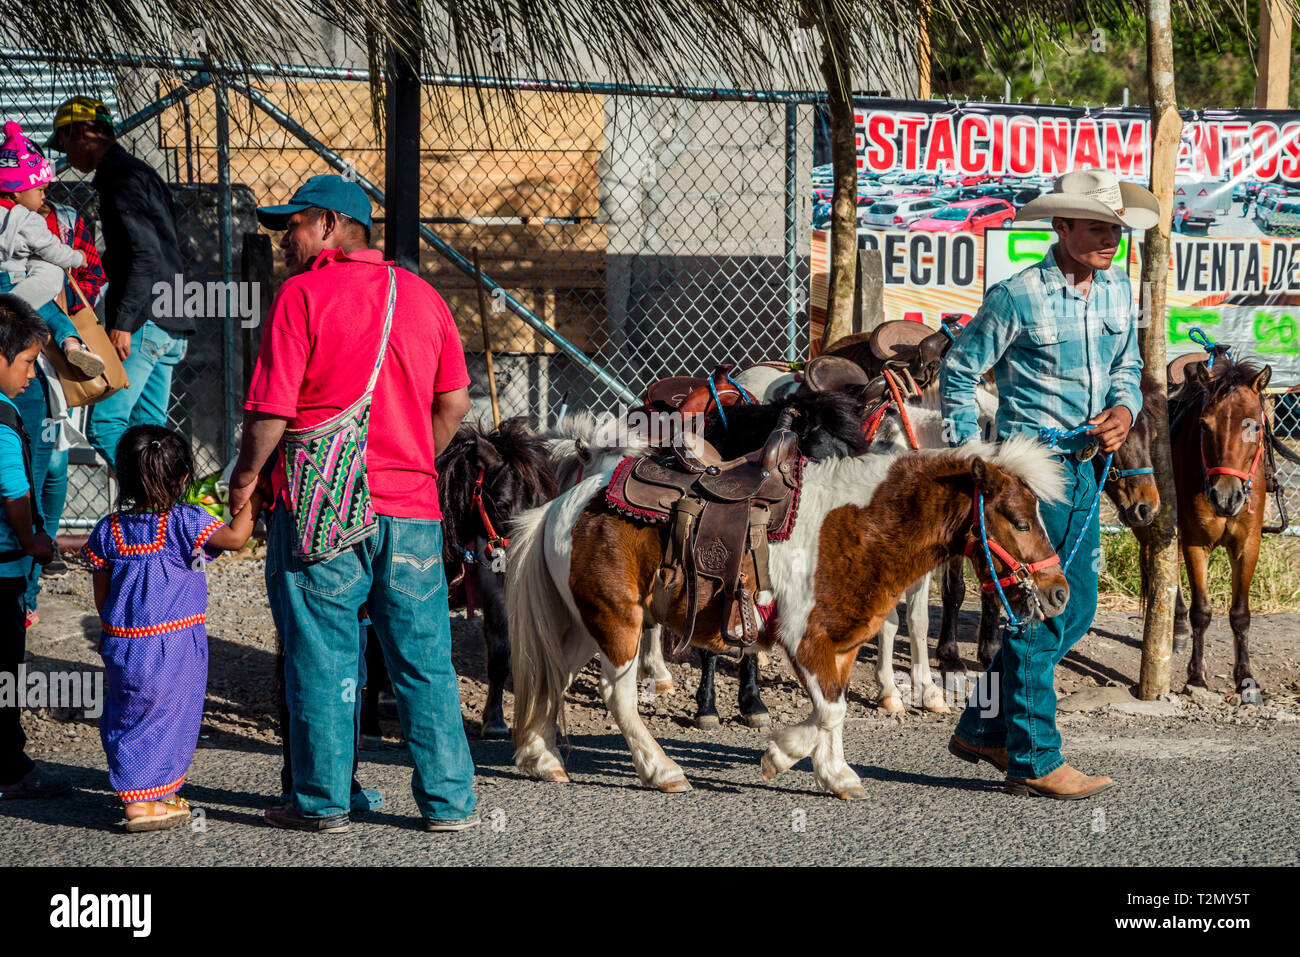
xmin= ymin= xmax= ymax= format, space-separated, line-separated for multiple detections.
xmin=506 ymin=498 xmax=572 ymax=764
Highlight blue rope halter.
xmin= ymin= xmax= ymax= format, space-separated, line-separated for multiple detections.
xmin=1187 ymin=326 xmax=1232 ymax=369
xmin=707 ymin=373 xmax=752 ymax=429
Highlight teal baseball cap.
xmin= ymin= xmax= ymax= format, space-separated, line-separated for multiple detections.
xmin=256 ymin=173 xmax=373 ymax=230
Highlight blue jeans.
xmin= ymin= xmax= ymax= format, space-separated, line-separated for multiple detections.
xmin=13 ymin=372 xmax=56 ymax=603
xmin=266 ymin=508 xmax=476 ymax=820
xmin=955 ymin=456 xmax=1101 ymax=780
xmin=87 ymin=321 xmax=189 ymax=468
xmin=24 ymin=448 xmax=67 ymax=610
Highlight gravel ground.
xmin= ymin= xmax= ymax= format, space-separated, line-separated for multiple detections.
xmin=3 ymin=550 xmax=1298 ymax=865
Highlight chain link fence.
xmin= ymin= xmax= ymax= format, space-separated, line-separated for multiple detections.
xmin=4 ymin=62 xmax=816 ymax=533
xmin=3 ymin=57 xmax=1297 ymax=536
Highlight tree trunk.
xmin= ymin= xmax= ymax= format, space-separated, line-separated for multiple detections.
xmin=1137 ymin=0 xmax=1182 ymax=700
xmin=817 ymin=1 xmax=859 ymax=352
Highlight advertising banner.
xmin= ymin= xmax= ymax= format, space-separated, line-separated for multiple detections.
xmin=810 ymin=99 xmax=1300 ymax=386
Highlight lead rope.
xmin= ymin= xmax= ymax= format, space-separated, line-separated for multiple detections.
xmin=705 ymin=373 xmax=752 ymax=429
xmin=976 ymin=491 xmax=1031 ymax=634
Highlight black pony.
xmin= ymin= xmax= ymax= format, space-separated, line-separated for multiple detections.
xmin=668 ymin=389 xmax=868 ymax=729
xmin=360 ymin=416 xmax=558 ymax=741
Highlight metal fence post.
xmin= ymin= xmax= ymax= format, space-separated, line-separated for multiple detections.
xmin=215 ymin=79 xmax=237 ymax=462
xmin=784 ymin=102 xmax=801 ymax=362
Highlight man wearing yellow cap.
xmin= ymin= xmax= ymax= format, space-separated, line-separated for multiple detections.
xmin=47 ymin=97 xmax=195 ymax=469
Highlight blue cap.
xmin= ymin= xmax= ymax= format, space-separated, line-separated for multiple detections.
xmin=256 ymin=174 xmax=372 ymax=230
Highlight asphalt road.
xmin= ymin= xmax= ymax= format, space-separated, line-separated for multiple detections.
xmin=4 ymin=710 xmax=1297 ymax=866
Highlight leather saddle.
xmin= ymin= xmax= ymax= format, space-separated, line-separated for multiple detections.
xmin=644 ymin=363 xmax=757 ymax=415
xmin=825 ymin=317 xmax=960 ymax=391
xmin=609 ymin=408 xmax=802 ymax=649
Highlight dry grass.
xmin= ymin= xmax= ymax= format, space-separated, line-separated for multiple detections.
xmin=1099 ymin=532 xmax=1300 ymax=614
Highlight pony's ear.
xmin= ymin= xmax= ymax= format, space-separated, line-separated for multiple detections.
xmin=1252 ymin=365 xmax=1272 ymax=393
xmin=970 ymin=456 xmax=1007 ymax=495
xmin=475 ymin=434 xmax=503 ymax=470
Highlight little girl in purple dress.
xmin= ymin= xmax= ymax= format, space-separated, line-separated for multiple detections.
xmin=83 ymin=425 xmax=263 ymax=832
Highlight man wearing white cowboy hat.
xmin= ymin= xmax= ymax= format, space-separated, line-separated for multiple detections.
xmin=940 ymin=168 xmax=1159 ymax=799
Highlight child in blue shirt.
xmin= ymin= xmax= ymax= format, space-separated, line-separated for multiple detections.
xmin=0 ymin=293 xmax=61 ymax=799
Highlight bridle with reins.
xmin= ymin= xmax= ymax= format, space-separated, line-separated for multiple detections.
xmin=964 ymin=488 xmax=1062 ymax=633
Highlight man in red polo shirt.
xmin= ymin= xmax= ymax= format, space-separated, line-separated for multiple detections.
xmin=228 ymin=174 xmax=477 ymax=833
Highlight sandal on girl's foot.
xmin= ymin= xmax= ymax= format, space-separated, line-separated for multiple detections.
xmin=123 ymin=795 xmax=193 ymax=833
xmin=24 ymin=609 xmax=38 ymax=629
xmin=66 ymin=346 xmax=106 ymax=379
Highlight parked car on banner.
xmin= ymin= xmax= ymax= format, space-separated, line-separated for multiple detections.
xmin=1236 ymin=180 xmax=1271 ymax=203
xmin=1257 ymin=196 xmax=1300 ymax=235
xmin=957 ymin=183 xmax=1041 ymax=207
xmin=860 ymin=196 xmax=946 ymax=228
xmin=910 ymin=198 xmax=1016 ymax=235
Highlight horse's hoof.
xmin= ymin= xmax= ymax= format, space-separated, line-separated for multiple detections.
xmin=922 ymin=694 xmax=951 ymax=714
xmin=658 ymin=776 xmax=691 ymax=793
xmin=834 ymin=785 xmax=868 ymax=801
xmin=877 ymin=694 xmax=905 ymax=714
xmin=760 ymin=752 xmax=780 ymax=782
xmin=743 ymin=711 xmax=772 ymax=729
xmin=540 ymin=768 xmax=571 ymax=783
xmin=1172 ymin=635 xmax=1189 ymax=654
xmin=695 ymin=713 xmax=721 ymax=731
xmin=479 ymin=723 xmax=510 ymax=741
xmin=655 ymin=679 xmax=676 ymax=696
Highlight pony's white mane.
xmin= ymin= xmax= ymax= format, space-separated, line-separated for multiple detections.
xmin=541 ymin=410 xmax=649 ymax=488
xmin=936 ymin=433 xmax=1066 ymax=504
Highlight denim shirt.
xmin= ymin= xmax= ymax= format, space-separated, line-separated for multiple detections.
xmin=940 ymin=244 xmax=1144 ymax=449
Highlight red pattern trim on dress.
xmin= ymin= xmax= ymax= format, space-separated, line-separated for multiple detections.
xmin=194 ymin=517 xmax=226 ymax=550
xmin=118 ymin=774 xmax=186 ymax=803
xmin=111 ymin=510 xmax=170 ymax=555
xmin=81 ymin=545 xmax=107 ymax=569
xmin=102 ymin=613 xmax=206 ymax=638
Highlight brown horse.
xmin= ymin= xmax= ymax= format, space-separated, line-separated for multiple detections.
xmin=1169 ymin=358 xmax=1273 ymax=703
xmin=506 ymin=435 xmax=1068 ymax=798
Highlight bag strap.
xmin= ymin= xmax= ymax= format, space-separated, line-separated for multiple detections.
xmin=64 ymin=268 xmax=92 ymax=312
xmin=362 ymin=267 xmax=397 ymax=399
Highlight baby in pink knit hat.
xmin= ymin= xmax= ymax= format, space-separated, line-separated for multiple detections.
xmin=0 ymin=121 xmax=104 ymax=376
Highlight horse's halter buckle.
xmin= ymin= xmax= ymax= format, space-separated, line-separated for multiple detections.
xmin=472 ymin=467 xmax=511 ymax=560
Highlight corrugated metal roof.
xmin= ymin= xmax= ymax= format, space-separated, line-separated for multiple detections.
xmin=0 ymin=60 xmax=118 ymax=149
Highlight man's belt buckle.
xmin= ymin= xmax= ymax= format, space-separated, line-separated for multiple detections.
xmin=1074 ymin=441 xmax=1099 ymax=463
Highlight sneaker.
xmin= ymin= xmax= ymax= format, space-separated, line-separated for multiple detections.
xmin=423 ymin=810 xmax=481 ymax=833
xmin=0 ymin=768 xmax=71 ymax=800
xmin=264 ymin=802 xmax=350 ymax=833
xmin=43 ymin=558 xmax=68 ymax=576
xmin=66 ymin=346 xmax=106 ymax=379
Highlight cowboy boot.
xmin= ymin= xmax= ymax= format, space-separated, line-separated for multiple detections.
xmin=947 ymin=734 xmax=1009 ymax=773
xmin=1004 ymin=763 xmax=1115 ymax=800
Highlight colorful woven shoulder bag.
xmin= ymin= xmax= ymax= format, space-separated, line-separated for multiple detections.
xmin=281 ymin=267 xmax=396 ymax=562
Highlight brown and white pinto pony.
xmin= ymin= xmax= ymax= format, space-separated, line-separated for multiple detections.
xmin=506 ymin=435 xmax=1068 ymax=798
xmin=1169 ymin=358 xmax=1273 ymax=702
